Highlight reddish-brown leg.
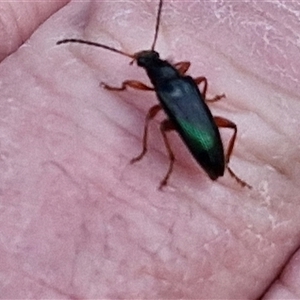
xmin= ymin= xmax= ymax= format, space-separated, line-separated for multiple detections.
xmin=173 ymin=61 xmax=191 ymax=75
xmin=193 ymin=76 xmax=208 ymax=98
xmin=214 ymin=116 xmax=251 ymax=189
xmin=193 ymin=76 xmax=225 ymax=102
xmin=130 ymin=104 xmax=162 ymax=164
xmin=172 ymin=65 xmax=225 ymax=102
xmin=206 ymin=93 xmax=226 ymax=103
xmin=159 ymin=119 xmax=176 ymax=190
xmin=101 ymin=80 xmax=154 ymax=91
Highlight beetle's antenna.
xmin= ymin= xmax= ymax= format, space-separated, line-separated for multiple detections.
xmin=56 ymin=39 xmax=135 ymax=59
xmin=150 ymin=0 xmax=163 ymax=51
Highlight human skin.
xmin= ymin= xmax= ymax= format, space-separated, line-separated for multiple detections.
xmin=1 ymin=1 xmax=300 ymax=299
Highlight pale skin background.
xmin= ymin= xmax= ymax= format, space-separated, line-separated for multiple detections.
xmin=1 ymin=0 xmax=300 ymax=299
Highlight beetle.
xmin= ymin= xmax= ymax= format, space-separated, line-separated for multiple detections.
xmin=57 ymin=0 xmax=251 ymax=189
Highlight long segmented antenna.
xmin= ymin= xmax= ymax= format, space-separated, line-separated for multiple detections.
xmin=151 ymin=0 xmax=163 ymax=50
xmin=56 ymin=39 xmax=134 ymax=59
xmin=57 ymin=0 xmax=164 ymax=58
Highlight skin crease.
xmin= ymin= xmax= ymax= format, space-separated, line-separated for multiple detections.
xmin=1 ymin=0 xmax=300 ymax=299
xmin=0 ymin=1 xmax=69 ymax=61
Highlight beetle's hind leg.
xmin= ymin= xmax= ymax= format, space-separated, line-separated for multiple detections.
xmin=214 ymin=116 xmax=252 ymax=189
xmin=130 ymin=104 xmax=162 ymax=164
xmin=101 ymin=80 xmax=154 ymax=91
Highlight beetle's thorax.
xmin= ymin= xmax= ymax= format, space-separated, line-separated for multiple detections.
xmin=134 ymin=50 xmax=180 ymax=87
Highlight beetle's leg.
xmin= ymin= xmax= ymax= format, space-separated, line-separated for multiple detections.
xmin=159 ymin=119 xmax=176 ymax=189
xmin=173 ymin=67 xmax=225 ymax=102
xmin=214 ymin=116 xmax=237 ymax=164
xmin=131 ymin=104 xmax=162 ymax=164
xmin=101 ymin=80 xmax=154 ymax=91
xmin=193 ymin=76 xmax=225 ymax=102
xmin=214 ymin=116 xmax=251 ymax=189
xmin=193 ymin=76 xmax=208 ymax=98
xmin=206 ymin=93 xmax=226 ymax=103
xmin=173 ymin=61 xmax=191 ymax=75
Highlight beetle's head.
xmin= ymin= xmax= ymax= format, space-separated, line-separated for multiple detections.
xmin=130 ymin=50 xmax=160 ymax=67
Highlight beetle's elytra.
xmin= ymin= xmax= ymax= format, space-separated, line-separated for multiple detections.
xmin=57 ymin=0 xmax=251 ymax=189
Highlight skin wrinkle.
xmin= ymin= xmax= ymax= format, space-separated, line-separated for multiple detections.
xmin=0 ymin=4 xmax=16 ymax=54
xmin=248 ymin=110 xmax=286 ymax=162
xmin=0 ymin=1 xmax=70 ymax=61
xmin=196 ymin=199 xmax=271 ymax=276
xmin=259 ymin=243 xmax=300 ymax=298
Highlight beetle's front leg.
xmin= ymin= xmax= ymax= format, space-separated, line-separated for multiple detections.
xmin=101 ymin=80 xmax=154 ymax=91
xmin=131 ymin=104 xmax=162 ymax=164
xmin=173 ymin=61 xmax=191 ymax=75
